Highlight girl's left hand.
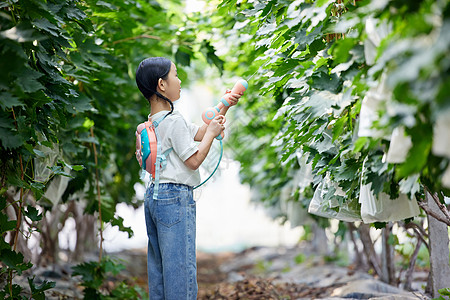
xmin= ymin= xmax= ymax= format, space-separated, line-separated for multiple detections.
xmin=225 ymin=90 xmax=243 ymax=107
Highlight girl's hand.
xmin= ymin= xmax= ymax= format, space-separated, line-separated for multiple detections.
xmin=207 ymin=115 xmax=226 ymax=137
xmin=225 ymin=89 xmax=243 ymax=107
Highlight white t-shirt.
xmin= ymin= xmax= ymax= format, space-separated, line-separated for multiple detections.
xmin=150 ymin=110 xmax=201 ymax=187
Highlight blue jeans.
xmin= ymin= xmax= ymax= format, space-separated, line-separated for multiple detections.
xmin=144 ymin=183 xmax=197 ymax=300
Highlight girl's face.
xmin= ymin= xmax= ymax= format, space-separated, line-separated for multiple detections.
xmin=160 ymin=62 xmax=181 ymax=101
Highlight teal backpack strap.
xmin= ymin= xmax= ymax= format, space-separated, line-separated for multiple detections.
xmin=152 ymin=113 xmax=167 ymax=127
xmin=152 ymin=113 xmax=172 ymax=200
xmin=152 ymin=147 xmax=173 ymax=200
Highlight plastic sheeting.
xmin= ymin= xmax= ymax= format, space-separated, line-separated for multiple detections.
xmin=432 ymin=109 xmax=450 ymax=158
xmin=278 ymin=152 xmax=315 ymax=228
xmin=34 ymin=144 xmax=70 ymax=205
xmin=359 ymin=161 xmax=420 ymax=223
xmin=386 ymin=126 xmax=412 ymax=164
xmin=442 ymin=165 xmax=450 ymax=189
xmin=44 ymin=174 xmax=70 ymax=206
xmin=308 ymin=175 xmax=361 ymax=222
xmin=359 ymin=17 xmax=392 ymax=139
xmin=296 ymin=151 xmax=314 ymax=190
xmin=364 ymin=17 xmax=390 ymax=66
xmin=359 ymin=183 xmax=420 ymax=223
xmin=357 ymin=74 xmax=391 ymax=139
xmin=279 ymin=186 xmax=314 ymax=228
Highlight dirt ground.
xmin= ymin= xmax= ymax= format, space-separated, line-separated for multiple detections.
xmin=195 ymin=250 xmax=347 ymax=300
xmin=119 ymin=248 xmax=344 ymax=299
xmin=12 ymin=244 xmax=427 ymax=299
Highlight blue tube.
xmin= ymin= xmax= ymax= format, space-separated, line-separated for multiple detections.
xmin=193 ymin=139 xmax=223 ymax=190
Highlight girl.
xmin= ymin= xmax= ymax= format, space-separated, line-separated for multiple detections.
xmin=135 ymin=57 xmax=241 ymax=299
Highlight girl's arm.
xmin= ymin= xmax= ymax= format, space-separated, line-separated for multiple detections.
xmin=194 ymin=92 xmax=241 ymax=141
xmin=194 ymin=124 xmax=208 ymax=142
xmin=185 ymin=116 xmax=225 ymax=170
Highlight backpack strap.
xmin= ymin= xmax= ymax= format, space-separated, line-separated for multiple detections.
xmin=152 ymin=114 xmax=166 ymax=127
xmin=144 ymin=121 xmax=157 ymax=177
xmin=152 ymin=147 xmax=173 ymax=200
xmin=152 ymin=113 xmax=172 ymax=200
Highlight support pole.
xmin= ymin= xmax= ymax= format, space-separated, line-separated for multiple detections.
xmin=426 ymin=190 xmax=450 ymax=297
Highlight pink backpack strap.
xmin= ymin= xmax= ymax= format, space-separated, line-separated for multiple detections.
xmin=135 ymin=130 xmax=142 ymax=166
xmin=144 ymin=121 xmax=158 ymax=179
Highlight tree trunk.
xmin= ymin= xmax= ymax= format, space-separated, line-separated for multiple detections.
xmin=5 ymin=188 xmax=33 ymax=262
xmin=426 ymin=190 xmax=450 ymax=297
xmin=348 ymin=222 xmax=368 ymax=269
xmin=403 ymin=237 xmax=422 ymax=291
xmin=381 ymin=223 xmax=396 ymax=285
xmin=311 ymin=223 xmax=328 ymax=255
xmin=358 ymin=223 xmax=383 ymax=278
xmin=38 ymin=208 xmax=63 ymax=265
xmin=72 ymin=200 xmax=98 ymax=262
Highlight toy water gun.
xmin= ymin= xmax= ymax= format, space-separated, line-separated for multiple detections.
xmin=194 ymin=79 xmax=248 ymax=189
xmin=201 ymin=79 xmax=249 ymax=140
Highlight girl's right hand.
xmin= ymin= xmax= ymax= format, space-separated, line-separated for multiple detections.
xmin=224 ymin=89 xmax=243 ymax=107
xmin=207 ymin=115 xmax=226 ymax=137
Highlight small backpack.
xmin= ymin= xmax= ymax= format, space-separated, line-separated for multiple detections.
xmin=135 ymin=114 xmax=172 ymax=199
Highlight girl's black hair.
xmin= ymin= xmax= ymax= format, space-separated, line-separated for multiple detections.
xmin=135 ymin=57 xmax=174 ymax=114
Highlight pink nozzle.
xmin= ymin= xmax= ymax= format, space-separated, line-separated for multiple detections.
xmin=202 ymin=78 xmax=249 ymax=126
xmin=231 ymin=79 xmax=248 ymax=94
xmin=220 ymin=79 xmax=249 ymax=106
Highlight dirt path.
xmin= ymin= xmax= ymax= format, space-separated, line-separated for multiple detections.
xmin=194 ymin=244 xmax=428 ymax=299
xmin=12 ymin=244 xmax=429 ymax=299
xmin=118 ymin=246 xmax=348 ymax=298
xmin=91 ymin=244 xmax=430 ymax=299
xmin=196 ymin=250 xmax=343 ymax=299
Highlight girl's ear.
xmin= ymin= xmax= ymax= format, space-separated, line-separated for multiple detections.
xmin=157 ymin=78 xmax=165 ymax=92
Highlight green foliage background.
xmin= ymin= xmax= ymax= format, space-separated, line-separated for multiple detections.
xmin=0 ymin=0 xmax=225 ymax=297
xmin=214 ymin=0 xmax=450 ymax=220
